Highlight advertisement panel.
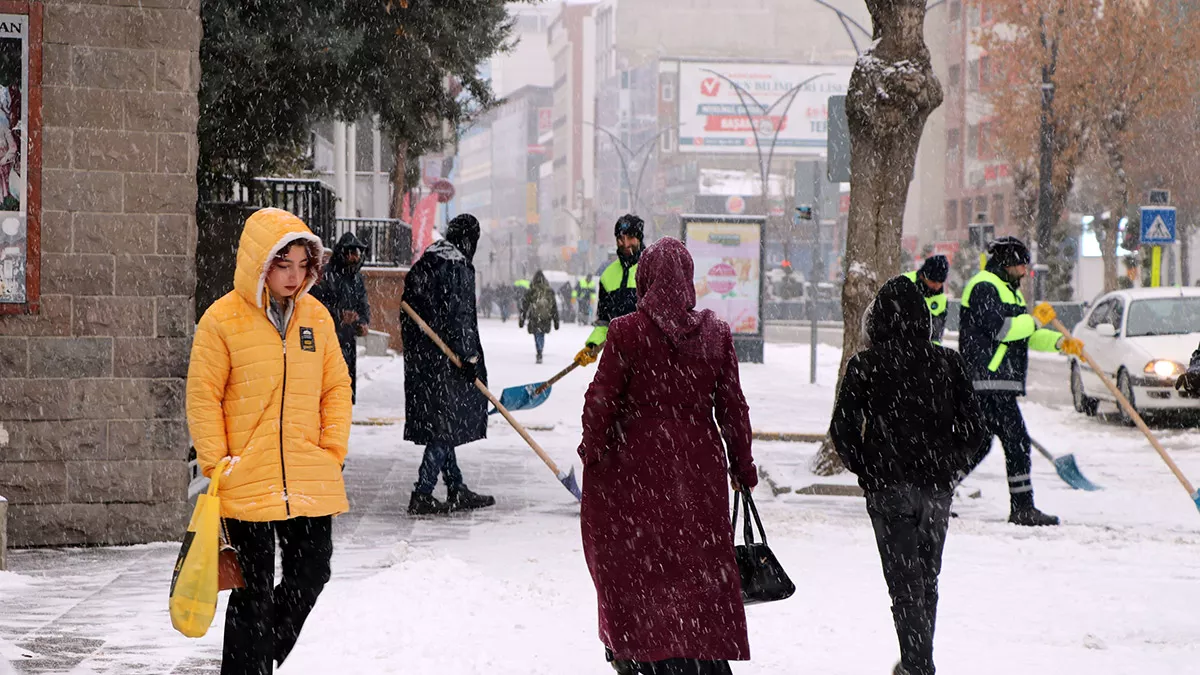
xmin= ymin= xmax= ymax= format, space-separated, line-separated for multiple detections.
xmin=683 ymin=217 xmax=764 ymax=337
xmin=677 ymin=61 xmax=852 ymax=156
xmin=0 ymin=14 xmax=29 ymax=305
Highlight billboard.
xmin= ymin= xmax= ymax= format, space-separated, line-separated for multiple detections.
xmin=682 ymin=217 xmax=764 ymax=336
xmin=677 ymin=61 xmax=852 ymax=156
xmin=0 ymin=14 xmax=29 ymax=305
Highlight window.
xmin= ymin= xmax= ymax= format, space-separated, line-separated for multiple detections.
xmin=968 ymin=3 xmax=981 ymax=27
xmin=991 ymin=193 xmax=1005 ymax=227
xmin=947 ymin=128 xmax=961 ymax=157
xmin=948 ymin=64 xmax=961 ymax=89
xmin=962 ymin=200 xmax=974 ymax=229
xmin=620 ymin=70 xmax=630 ymax=90
xmin=0 ymin=9 xmax=43 ymax=316
xmin=967 ymin=59 xmax=979 ymax=92
xmin=1087 ymin=300 xmax=1115 ymax=329
xmin=950 ymin=1 xmax=961 ymax=22
xmin=967 ymin=124 xmax=979 ymax=159
xmin=947 ymin=200 xmax=959 ymax=231
xmin=979 ymin=56 xmax=991 ymax=88
xmin=660 ymin=128 xmax=675 ymax=153
xmin=975 ymin=196 xmax=989 ymax=220
xmin=1109 ymin=300 xmax=1126 ymax=331
xmin=661 ymin=81 xmax=674 ymax=102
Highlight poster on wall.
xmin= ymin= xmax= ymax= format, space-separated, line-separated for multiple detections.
xmin=683 ymin=217 xmax=764 ymax=336
xmin=676 ymin=61 xmax=852 ymax=156
xmin=0 ymin=14 xmax=27 ymax=305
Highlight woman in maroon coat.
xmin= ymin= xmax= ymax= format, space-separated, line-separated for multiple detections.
xmin=579 ymin=236 xmax=758 ymax=675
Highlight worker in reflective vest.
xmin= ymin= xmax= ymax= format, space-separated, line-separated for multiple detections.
xmin=576 ymin=274 xmax=597 ymax=325
xmin=575 ymin=214 xmax=644 ymax=366
xmin=958 ymin=236 xmax=1083 ymax=527
xmin=902 ymin=254 xmax=950 ymax=344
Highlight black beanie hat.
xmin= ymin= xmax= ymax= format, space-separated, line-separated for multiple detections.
xmin=918 ymin=255 xmax=949 ymax=283
xmin=614 ymin=214 xmax=644 ymax=240
xmin=988 ymin=236 xmax=1031 ymax=269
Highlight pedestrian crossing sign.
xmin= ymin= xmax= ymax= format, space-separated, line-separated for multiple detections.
xmin=1140 ymin=206 xmax=1177 ymax=245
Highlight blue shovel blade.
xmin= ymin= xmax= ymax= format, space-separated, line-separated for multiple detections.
xmin=1052 ymin=454 xmax=1101 ymax=491
xmin=489 ymin=382 xmax=552 ymax=415
xmin=1192 ymin=490 xmax=1200 ymax=514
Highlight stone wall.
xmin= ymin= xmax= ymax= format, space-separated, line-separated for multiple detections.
xmin=0 ymin=0 xmax=200 ymax=546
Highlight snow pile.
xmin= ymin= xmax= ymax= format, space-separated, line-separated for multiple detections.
xmin=0 ymin=571 xmax=29 ymax=591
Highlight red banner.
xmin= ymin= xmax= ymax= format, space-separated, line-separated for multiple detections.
xmin=411 ymin=194 xmax=439 ymax=258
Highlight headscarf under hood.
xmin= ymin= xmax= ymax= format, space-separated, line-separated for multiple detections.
xmin=636 ymin=237 xmax=713 ymax=355
xmin=864 ymin=276 xmax=932 ymax=349
xmin=446 ymin=214 xmax=480 ymax=262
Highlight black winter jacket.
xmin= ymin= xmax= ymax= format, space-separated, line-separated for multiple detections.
xmin=830 ymin=277 xmax=986 ymax=492
xmin=311 ymin=231 xmax=371 ymax=348
xmin=400 ymin=239 xmax=488 ymax=446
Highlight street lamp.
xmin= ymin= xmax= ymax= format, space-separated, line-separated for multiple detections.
xmin=585 ymin=122 xmax=677 ymax=217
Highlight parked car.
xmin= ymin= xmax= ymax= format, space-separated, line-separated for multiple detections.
xmin=1069 ymin=287 xmax=1200 ymax=423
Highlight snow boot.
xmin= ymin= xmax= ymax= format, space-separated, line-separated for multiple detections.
xmin=447 ymin=486 xmax=496 ymax=511
xmin=536 ymin=351 xmax=543 ymax=364
xmin=893 ymin=663 xmax=908 ymax=675
xmin=408 ymin=491 xmax=451 ymax=516
xmin=1009 ymin=506 xmax=1060 ymax=527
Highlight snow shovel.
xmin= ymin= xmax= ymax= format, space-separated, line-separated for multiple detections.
xmin=490 ymin=361 xmax=585 ymax=414
xmin=1034 ymin=303 xmax=1200 ymax=512
xmin=401 ymin=302 xmax=582 ymax=501
xmin=1030 ymin=437 xmax=1101 ymax=491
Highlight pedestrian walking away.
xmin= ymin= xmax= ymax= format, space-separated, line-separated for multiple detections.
xmin=186 ymin=207 xmax=353 ymax=675
xmin=519 ymin=270 xmax=560 ymax=364
xmin=575 ymin=214 xmax=645 ymax=368
xmin=400 ymin=213 xmax=496 ymax=516
xmin=830 ymin=276 xmax=986 ymax=675
xmin=904 ymin=254 xmax=950 ymax=344
xmin=577 ymin=273 xmax=597 ymax=325
xmin=310 ymin=231 xmax=371 ymax=404
xmin=580 ymin=236 xmax=757 ymax=674
xmin=958 ymin=236 xmax=1084 ymax=526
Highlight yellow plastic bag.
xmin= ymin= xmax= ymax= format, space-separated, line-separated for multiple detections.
xmin=169 ymin=457 xmax=230 ymax=638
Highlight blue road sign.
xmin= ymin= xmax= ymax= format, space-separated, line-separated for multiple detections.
xmin=1140 ymin=206 xmax=1177 ymax=245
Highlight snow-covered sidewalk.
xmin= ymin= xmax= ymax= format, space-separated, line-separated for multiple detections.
xmin=3 ymin=319 xmax=1200 ymax=673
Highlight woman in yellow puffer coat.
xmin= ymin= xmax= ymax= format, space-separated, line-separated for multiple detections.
xmin=186 ymin=207 xmax=352 ymax=675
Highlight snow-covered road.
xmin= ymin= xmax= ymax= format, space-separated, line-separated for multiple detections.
xmin=3 ymin=318 xmax=1200 ymax=673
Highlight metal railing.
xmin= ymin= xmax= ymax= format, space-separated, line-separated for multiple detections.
xmin=329 ymin=217 xmax=412 ymax=268
xmin=202 ymin=177 xmax=337 ymax=240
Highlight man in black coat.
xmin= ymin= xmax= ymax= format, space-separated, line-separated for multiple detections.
xmin=831 ymin=277 xmax=986 ymax=675
xmin=400 ymin=214 xmax=496 ymax=515
xmin=311 ymin=231 xmax=371 ymax=403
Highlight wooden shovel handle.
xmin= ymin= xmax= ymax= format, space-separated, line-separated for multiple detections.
xmin=400 ymin=302 xmax=563 ymax=475
xmin=1049 ymin=316 xmax=1196 ymax=495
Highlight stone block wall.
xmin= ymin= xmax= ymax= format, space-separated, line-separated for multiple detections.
xmin=0 ymin=0 xmax=200 ymax=546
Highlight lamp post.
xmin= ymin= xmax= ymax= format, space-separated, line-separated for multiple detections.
xmin=586 ymin=122 xmax=677 ymax=217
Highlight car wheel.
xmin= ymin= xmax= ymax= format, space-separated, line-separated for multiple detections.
xmin=1117 ymin=369 xmax=1138 ymax=426
xmin=1071 ymin=361 xmax=1099 ymax=416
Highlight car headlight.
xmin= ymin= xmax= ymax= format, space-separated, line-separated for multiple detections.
xmin=1144 ymin=360 xmax=1185 ymax=378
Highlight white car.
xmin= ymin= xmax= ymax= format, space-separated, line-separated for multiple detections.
xmin=1070 ymin=287 xmax=1200 ymax=422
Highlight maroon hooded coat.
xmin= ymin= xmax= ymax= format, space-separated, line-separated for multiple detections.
xmin=578 ymin=237 xmax=758 ymax=663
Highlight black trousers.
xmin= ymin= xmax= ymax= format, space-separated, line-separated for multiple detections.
xmin=866 ymin=484 xmax=952 ymax=675
xmin=966 ymin=393 xmax=1035 ymax=510
xmin=222 ymin=516 xmax=333 ymax=675
xmin=339 ymin=339 xmax=357 ymax=404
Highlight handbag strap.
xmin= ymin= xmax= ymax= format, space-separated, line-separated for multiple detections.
xmin=731 ymin=488 xmax=767 ymax=546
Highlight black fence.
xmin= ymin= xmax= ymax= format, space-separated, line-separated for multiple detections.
xmin=330 ymin=217 xmax=412 ymax=268
xmin=202 ymin=177 xmax=337 ymax=239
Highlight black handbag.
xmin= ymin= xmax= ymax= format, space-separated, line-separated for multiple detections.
xmin=731 ymin=488 xmax=795 ymax=605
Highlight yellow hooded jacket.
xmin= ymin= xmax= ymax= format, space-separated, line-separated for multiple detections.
xmin=186 ymin=208 xmax=353 ymax=522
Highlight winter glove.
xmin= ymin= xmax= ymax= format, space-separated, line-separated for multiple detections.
xmin=1176 ymin=370 xmax=1200 ymax=395
xmin=356 ymin=323 xmax=369 ymax=337
xmin=574 ymin=346 xmax=599 ymax=367
xmin=459 ymin=356 xmax=480 ymax=382
xmin=1057 ymin=336 xmax=1084 ymax=357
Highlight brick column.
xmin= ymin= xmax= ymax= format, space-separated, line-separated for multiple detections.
xmin=0 ymin=0 xmax=200 ymax=546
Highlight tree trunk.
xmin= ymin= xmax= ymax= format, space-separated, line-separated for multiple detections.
xmin=810 ymin=0 xmax=944 ymax=476
xmin=1100 ymin=130 xmax=1130 ymax=292
xmin=1182 ymin=223 xmax=1192 ymax=287
xmin=389 ymin=138 xmax=409 ymax=221
xmin=1099 ymin=220 xmax=1121 ymax=291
